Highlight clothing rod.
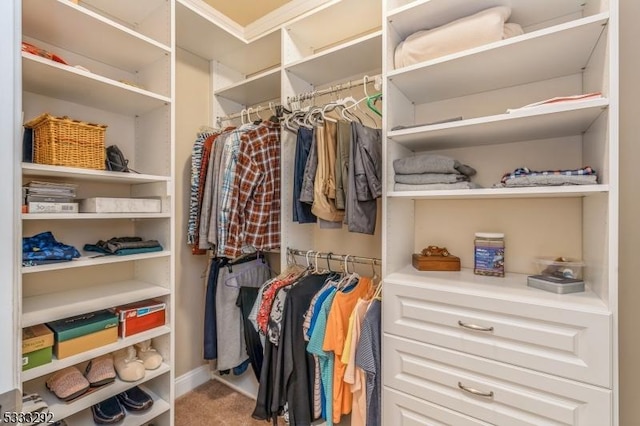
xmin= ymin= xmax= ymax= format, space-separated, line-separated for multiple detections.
xmin=287 ymin=248 xmax=381 ymax=266
xmin=217 ymin=102 xmax=282 ymax=122
xmin=287 ymin=74 xmax=382 ymax=105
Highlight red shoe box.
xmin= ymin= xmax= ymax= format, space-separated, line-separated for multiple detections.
xmin=111 ymin=299 xmax=166 ymax=338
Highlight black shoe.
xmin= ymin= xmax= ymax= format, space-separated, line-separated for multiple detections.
xmin=91 ymin=396 xmax=126 ymax=424
xmin=116 ymin=386 xmax=154 ymax=412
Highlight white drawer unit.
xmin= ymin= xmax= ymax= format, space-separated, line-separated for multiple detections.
xmin=384 ymin=335 xmax=612 ymax=426
xmin=384 ymin=275 xmax=612 ymax=387
xmin=381 ymin=0 xmax=618 ymax=423
xmin=385 ymin=388 xmax=493 ymax=426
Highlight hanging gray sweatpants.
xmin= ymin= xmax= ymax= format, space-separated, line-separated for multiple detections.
xmin=215 ymin=258 xmax=271 ymax=371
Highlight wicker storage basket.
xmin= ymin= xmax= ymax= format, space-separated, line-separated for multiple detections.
xmin=24 ymin=113 xmax=107 ymax=170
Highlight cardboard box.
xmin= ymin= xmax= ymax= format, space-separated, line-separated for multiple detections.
xmin=112 ymin=299 xmax=166 ymax=338
xmin=22 ymin=346 xmax=52 ymax=371
xmin=28 ymin=202 xmax=78 ymax=213
xmin=78 ymin=197 xmax=161 ymax=213
xmin=22 ymin=324 xmax=54 ymax=354
xmin=47 ymin=310 xmax=118 ymax=342
xmin=54 ymin=327 xmax=118 ymax=359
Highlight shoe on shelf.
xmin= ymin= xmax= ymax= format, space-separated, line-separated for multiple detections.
xmin=45 ymin=366 xmax=90 ymax=402
xmin=21 ymin=392 xmax=49 ymax=426
xmin=134 ymin=340 xmax=163 ymax=370
xmin=84 ymin=354 xmax=116 ymax=387
xmin=91 ymin=396 xmax=126 ymax=425
xmin=113 ymin=346 xmax=145 ymax=382
xmin=116 ymin=386 xmax=154 ymax=412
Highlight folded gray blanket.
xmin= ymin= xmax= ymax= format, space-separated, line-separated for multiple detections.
xmin=394 ymin=173 xmax=468 ymax=184
xmin=502 ymin=174 xmax=597 ymax=187
xmin=394 ymin=182 xmax=480 ymax=191
xmin=393 ymin=154 xmax=476 ymax=176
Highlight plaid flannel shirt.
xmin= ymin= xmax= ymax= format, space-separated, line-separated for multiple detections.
xmin=217 ymin=126 xmax=257 ymax=256
xmin=224 ymin=121 xmax=281 ymax=257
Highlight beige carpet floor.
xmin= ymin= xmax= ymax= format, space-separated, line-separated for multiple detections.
xmin=175 ymin=379 xmax=283 ymax=425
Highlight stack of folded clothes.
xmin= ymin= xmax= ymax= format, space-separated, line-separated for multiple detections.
xmin=393 ymin=154 xmax=479 ymax=191
xmin=22 ymin=231 xmax=81 ymax=267
xmin=495 ymin=166 xmax=598 ymax=187
xmin=84 ymin=236 xmax=163 ymax=256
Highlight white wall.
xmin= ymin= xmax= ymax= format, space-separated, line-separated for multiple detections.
xmin=175 ymin=47 xmax=212 ymax=377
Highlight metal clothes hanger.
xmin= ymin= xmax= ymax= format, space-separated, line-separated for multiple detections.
xmin=337 ymin=254 xmax=359 ymax=290
xmin=371 ymin=260 xmax=383 ymax=300
xmin=305 ymin=250 xmax=313 ymax=269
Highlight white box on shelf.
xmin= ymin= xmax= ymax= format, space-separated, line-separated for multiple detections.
xmin=78 ymin=197 xmax=162 ymax=213
xmin=28 ymin=202 xmax=78 ymax=213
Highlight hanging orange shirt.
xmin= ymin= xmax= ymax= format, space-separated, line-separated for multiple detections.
xmin=323 ymin=276 xmax=372 ymax=424
xmin=343 ymin=298 xmax=371 ymax=426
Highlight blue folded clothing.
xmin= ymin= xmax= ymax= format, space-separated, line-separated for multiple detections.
xmin=22 ymin=231 xmax=80 ymax=263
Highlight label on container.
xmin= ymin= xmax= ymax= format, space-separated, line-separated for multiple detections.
xmin=474 ymin=245 xmax=504 ymax=277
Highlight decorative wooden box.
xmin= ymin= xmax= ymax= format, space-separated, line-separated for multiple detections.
xmin=412 ymin=246 xmax=460 ymax=271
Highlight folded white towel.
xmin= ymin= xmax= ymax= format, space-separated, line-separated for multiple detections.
xmin=394 ymin=6 xmax=524 ymax=69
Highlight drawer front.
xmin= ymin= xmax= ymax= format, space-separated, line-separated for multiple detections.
xmin=385 ymin=387 xmax=492 ymax=426
xmin=384 ymin=335 xmax=612 ymax=426
xmin=384 ymin=281 xmax=611 ymax=387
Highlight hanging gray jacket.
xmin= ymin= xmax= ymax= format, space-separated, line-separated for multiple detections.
xmin=348 ymin=122 xmax=382 ymax=235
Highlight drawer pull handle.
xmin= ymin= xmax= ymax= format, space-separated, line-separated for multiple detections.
xmin=458 ymin=382 xmax=494 ymax=398
xmin=458 ymin=320 xmax=494 ymax=332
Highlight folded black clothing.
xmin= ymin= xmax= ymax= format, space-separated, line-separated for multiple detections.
xmin=116 ymin=386 xmax=153 ymax=412
xmin=91 ymin=397 xmax=125 ymax=424
xmin=105 ymin=237 xmax=161 ymax=253
xmin=84 ymin=237 xmax=162 ymax=254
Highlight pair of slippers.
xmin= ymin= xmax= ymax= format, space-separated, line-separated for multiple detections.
xmin=114 ymin=342 xmax=163 ymax=382
xmin=45 ymin=355 xmax=116 ymax=401
xmin=91 ymin=386 xmax=154 ymax=424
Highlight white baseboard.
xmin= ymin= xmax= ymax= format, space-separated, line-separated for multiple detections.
xmin=175 ymin=364 xmax=211 ymax=398
xmin=211 ymin=370 xmax=259 ymax=400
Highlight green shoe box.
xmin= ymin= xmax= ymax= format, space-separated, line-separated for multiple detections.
xmin=22 ymin=323 xmax=54 ymax=371
xmin=22 ymin=346 xmax=52 ymax=371
xmin=46 ymin=309 xmax=119 ymax=342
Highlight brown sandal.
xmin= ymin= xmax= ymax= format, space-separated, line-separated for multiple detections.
xmin=45 ymin=366 xmax=90 ymax=401
xmin=85 ymin=355 xmax=116 ymax=387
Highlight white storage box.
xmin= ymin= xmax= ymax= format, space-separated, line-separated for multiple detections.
xmin=79 ymin=197 xmax=162 ymax=213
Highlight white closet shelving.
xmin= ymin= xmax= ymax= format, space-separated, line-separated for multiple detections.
xmin=281 ymin=0 xmax=383 ymax=272
xmin=19 ymin=0 xmax=175 ymax=424
xmin=176 ymin=0 xmax=282 ymax=122
xmin=382 ymin=0 xmax=617 ymax=424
